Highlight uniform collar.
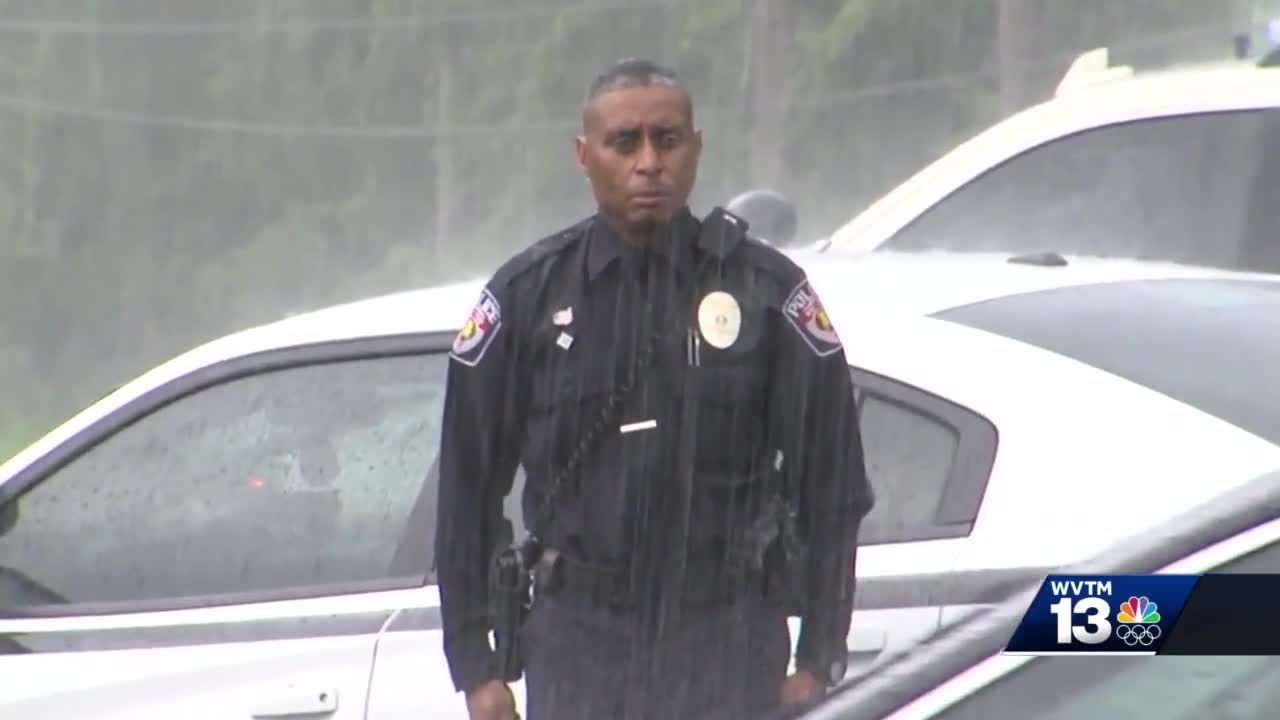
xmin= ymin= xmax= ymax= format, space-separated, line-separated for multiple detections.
xmin=587 ymin=207 xmax=704 ymax=281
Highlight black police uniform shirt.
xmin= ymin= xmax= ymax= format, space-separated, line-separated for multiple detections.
xmin=434 ymin=206 xmax=874 ymax=694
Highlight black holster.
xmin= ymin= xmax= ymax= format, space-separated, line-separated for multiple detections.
xmin=722 ymin=463 xmax=809 ymax=615
xmin=768 ymin=494 xmax=811 ymax=617
xmin=489 ymin=536 xmax=541 ymax=682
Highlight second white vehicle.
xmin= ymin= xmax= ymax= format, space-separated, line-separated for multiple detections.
xmin=817 ymin=42 xmax=1280 ymax=274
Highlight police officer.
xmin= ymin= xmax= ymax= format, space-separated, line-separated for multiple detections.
xmin=434 ymin=58 xmax=872 ymax=720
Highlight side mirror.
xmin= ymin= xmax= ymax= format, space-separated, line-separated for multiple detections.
xmin=1233 ymin=32 xmax=1250 ymax=60
xmin=726 ymin=189 xmax=800 ymax=248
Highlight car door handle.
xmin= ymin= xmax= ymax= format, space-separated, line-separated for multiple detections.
xmin=250 ymin=686 xmax=339 ymax=718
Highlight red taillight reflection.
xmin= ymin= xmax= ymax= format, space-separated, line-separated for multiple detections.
xmin=248 ymin=476 xmax=267 ymax=489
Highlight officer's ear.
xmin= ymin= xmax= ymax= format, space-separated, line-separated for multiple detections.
xmin=574 ymin=134 xmax=589 ymax=177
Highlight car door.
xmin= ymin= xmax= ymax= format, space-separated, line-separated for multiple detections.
xmin=842 ymin=366 xmax=998 ymax=675
xmin=365 ymin=464 xmax=530 ymax=720
xmin=0 ymin=333 xmax=454 ymax=720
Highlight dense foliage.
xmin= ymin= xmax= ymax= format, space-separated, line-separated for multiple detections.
xmin=0 ymin=0 xmax=1257 ymax=455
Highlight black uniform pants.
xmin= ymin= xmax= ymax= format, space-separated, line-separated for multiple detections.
xmin=521 ymin=594 xmax=792 ymax=720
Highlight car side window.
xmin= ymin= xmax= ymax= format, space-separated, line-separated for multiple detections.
xmin=879 ymin=109 xmax=1277 ymax=272
xmin=851 ymin=368 xmax=997 ymax=546
xmin=926 ymin=536 xmax=1280 ymax=719
xmin=0 ymin=351 xmax=450 ymax=611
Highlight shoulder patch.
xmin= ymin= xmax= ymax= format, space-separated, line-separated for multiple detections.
xmin=450 ymin=288 xmax=503 ymax=366
xmin=782 ymin=279 xmax=842 ymax=357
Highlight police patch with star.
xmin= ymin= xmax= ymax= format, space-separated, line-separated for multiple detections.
xmin=782 ymin=279 xmax=842 ymax=357
xmin=450 ymin=287 xmax=503 ymax=366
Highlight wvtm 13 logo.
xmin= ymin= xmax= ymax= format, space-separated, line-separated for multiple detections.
xmin=1048 ymin=580 xmax=1162 ymax=647
xmin=1002 ymin=574 xmax=1197 ymax=655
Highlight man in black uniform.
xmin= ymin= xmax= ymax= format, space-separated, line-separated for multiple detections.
xmin=434 ymin=58 xmax=873 ymax=720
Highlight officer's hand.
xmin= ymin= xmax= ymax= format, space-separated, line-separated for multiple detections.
xmin=779 ymin=670 xmax=822 ymax=706
xmin=465 ymin=679 xmax=518 ymax=720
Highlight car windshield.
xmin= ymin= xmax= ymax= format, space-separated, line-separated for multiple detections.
xmin=943 ymin=656 xmax=1280 ymax=720
xmin=893 ymin=528 xmax=1280 ymax=720
xmin=860 ymin=105 xmax=1280 ymax=272
xmin=812 ymin=606 xmax=1280 ymax=720
xmin=806 ymin=473 xmax=1280 ymax=720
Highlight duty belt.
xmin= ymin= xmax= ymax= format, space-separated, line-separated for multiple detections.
xmin=534 ymin=549 xmax=633 ymax=611
xmin=536 ymin=547 xmax=770 ymax=612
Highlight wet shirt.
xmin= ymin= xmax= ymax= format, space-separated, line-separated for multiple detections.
xmin=434 ymin=207 xmax=874 ymax=694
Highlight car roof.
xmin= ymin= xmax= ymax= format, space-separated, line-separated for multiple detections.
xmin=1052 ymin=47 xmax=1273 ymax=99
xmin=822 ymin=49 xmax=1280 ymax=254
xmin=799 ymin=465 xmax=1280 ymax=720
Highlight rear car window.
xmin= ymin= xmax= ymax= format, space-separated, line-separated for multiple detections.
xmin=932 ymin=278 xmax=1280 ymax=445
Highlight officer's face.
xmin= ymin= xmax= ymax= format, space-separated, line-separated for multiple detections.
xmin=576 ymin=84 xmax=702 ymax=236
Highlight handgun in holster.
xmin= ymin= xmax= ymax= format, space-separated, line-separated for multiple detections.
xmin=490 ymin=535 xmax=542 ymax=683
xmin=727 ymin=459 xmax=809 ymax=615
xmin=768 ymin=492 xmax=810 ymax=617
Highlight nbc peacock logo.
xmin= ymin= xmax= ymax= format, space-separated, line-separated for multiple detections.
xmin=1115 ymin=595 xmax=1163 ymax=647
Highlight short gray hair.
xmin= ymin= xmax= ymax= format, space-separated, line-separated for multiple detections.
xmin=585 ymin=58 xmax=683 ymax=105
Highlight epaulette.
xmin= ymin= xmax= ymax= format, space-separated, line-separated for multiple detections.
xmin=487 ymin=218 xmax=591 ymax=290
xmin=733 ymin=232 xmax=806 ymax=286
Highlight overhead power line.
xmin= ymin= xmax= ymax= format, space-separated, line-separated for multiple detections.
xmin=0 ymin=70 xmax=1019 ymax=138
xmin=0 ymin=19 xmax=1235 ymax=138
xmin=0 ymin=91 xmax=576 ymax=137
xmin=0 ymin=2 xmax=674 ymax=35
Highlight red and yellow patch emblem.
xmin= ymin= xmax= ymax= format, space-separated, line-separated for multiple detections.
xmin=451 ymin=288 xmax=502 ymax=366
xmin=782 ymin=279 xmax=842 ymax=357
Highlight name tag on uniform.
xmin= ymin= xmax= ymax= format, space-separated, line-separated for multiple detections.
xmin=620 ymin=419 xmax=657 ymax=434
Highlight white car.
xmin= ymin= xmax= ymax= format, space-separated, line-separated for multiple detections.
xmin=816 ymin=43 xmax=1280 ymax=273
xmin=3 ymin=251 xmax=1280 ymax=718
xmin=799 ymin=465 xmax=1280 ymax=720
